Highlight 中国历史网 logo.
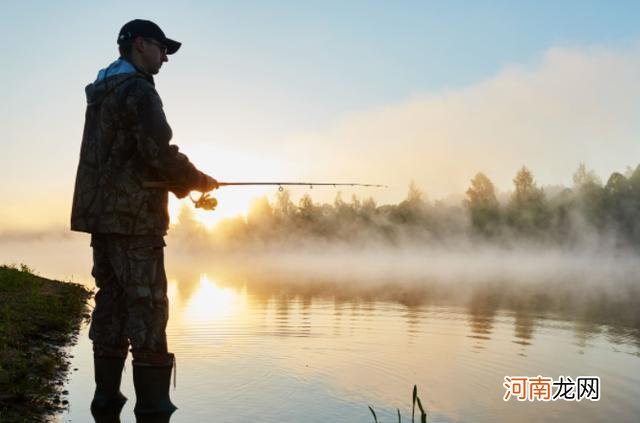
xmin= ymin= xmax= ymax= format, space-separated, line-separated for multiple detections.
xmin=503 ymin=376 xmax=600 ymax=401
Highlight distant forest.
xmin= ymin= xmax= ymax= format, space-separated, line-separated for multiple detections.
xmin=174 ymin=164 xmax=640 ymax=248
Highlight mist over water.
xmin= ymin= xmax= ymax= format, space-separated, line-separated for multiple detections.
xmin=169 ymin=244 xmax=638 ymax=327
xmin=3 ymin=223 xmax=639 ymax=330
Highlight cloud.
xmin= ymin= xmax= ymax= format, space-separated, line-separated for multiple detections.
xmin=291 ymin=43 xmax=640 ymax=202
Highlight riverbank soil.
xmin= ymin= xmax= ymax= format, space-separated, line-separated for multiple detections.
xmin=0 ymin=265 xmax=91 ymax=422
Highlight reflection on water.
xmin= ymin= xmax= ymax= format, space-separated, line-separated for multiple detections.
xmin=56 ymin=266 xmax=640 ymax=423
xmin=178 ymin=274 xmax=248 ymax=325
xmin=513 ymin=312 xmax=535 ymax=346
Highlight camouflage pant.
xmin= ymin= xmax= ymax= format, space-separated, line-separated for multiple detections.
xmin=89 ymin=234 xmax=169 ymax=359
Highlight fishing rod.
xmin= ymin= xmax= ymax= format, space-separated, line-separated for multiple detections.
xmin=217 ymin=182 xmax=387 ymax=188
xmin=143 ymin=181 xmax=388 ymax=211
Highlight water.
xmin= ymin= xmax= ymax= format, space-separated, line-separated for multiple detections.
xmin=1 ymin=235 xmax=639 ymax=422
xmin=61 ymin=274 xmax=640 ymax=422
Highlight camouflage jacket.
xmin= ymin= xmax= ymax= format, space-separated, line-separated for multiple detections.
xmin=71 ymin=63 xmax=206 ymax=235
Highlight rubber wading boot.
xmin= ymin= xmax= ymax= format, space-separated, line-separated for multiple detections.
xmin=132 ymin=353 xmax=177 ymax=416
xmin=90 ymin=357 xmax=128 ymax=414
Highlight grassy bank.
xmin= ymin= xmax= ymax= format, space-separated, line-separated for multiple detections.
xmin=0 ymin=264 xmax=91 ymax=422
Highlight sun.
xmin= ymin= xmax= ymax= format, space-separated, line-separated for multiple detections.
xmin=165 ymin=142 xmax=294 ymax=228
xmin=168 ymin=186 xmax=276 ymax=228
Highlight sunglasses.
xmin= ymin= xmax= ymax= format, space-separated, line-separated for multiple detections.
xmin=143 ymin=38 xmax=168 ymax=55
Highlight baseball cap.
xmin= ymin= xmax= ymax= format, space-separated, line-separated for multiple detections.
xmin=117 ymin=19 xmax=181 ymax=55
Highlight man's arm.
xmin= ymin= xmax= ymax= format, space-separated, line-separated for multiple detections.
xmin=127 ymin=79 xmax=217 ymax=196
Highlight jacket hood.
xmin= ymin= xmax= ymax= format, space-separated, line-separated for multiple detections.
xmin=85 ymin=59 xmax=149 ymax=106
xmin=95 ymin=58 xmax=137 ymax=82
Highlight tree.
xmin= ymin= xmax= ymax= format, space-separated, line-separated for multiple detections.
xmin=394 ymin=180 xmax=428 ymax=225
xmin=547 ymin=187 xmax=575 ymax=243
xmin=604 ymin=172 xmax=635 ymax=240
xmin=298 ymin=194 xmax=318 ymax=222
xmin=605 ymin=172 xmax=631 ymax=198
xmin=406 ymin=180 xmax=425 ymax=205
xmin=572 ymin=164 xmax=606 ymax=230
xmin=507 ymin=166 xmax=549 ymax=233
xmin=572 ymin=163 xmax=601 ymax=189
xmin=274 ymin=188 xmax=295 ymax=221
xmin=625 ymin=165 xmax=640 ymax=243
xmin=362 ymin=197 xmax=377 ymax=212
xmin=465 ymin=172 xmax=500 ymax=235
xmin=627 ymin=165 xmax=640 ymax=194
xmin=350 ymin=194 xmax=361 ymax=213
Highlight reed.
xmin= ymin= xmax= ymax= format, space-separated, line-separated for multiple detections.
xmin=369 ymin=385 xmax=427 ymax=423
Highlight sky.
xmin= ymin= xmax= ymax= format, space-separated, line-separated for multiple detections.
xmin=1 ymin=0 xmax=640 ymax=231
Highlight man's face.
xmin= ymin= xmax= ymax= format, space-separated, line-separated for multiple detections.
xmin=140 ymin=37 xmax=168 ymax=74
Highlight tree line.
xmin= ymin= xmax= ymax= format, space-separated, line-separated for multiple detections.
xmin=174 ymin=164 xmax=640 ymax=248
xmin=465 ymin=164 xmax=640 ymax=246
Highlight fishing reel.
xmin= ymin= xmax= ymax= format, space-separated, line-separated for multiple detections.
xmin=190 ymin=192 xmax=218 ymax=211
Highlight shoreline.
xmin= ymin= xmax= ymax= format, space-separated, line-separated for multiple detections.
xmin=0 ymin=264 xmax=91 ymax=422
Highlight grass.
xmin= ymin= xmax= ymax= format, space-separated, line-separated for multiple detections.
xmin=369 ymin=385 xmax=428 ymax=423
xmin=0 ymin=264 xmax=91 ymax=422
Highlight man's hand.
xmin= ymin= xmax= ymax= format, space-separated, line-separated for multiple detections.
xmin=199 ymin=174 xmax=219 ymax=192
xmin=171 ymin=187 xmax=190 ymax=199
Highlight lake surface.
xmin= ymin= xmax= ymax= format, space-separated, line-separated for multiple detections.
xmin=62 ymin=275 xmax=640 ymax=422
xmin=1 ymin=235 xmax=639 ymax=422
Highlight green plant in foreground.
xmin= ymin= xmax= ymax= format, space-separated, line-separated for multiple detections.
xmin=369 ymin=385 xmax=427 ymax=423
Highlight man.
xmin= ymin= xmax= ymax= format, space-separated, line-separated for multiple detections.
xmin=71 ymin=19 xmax=217 ymax=416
